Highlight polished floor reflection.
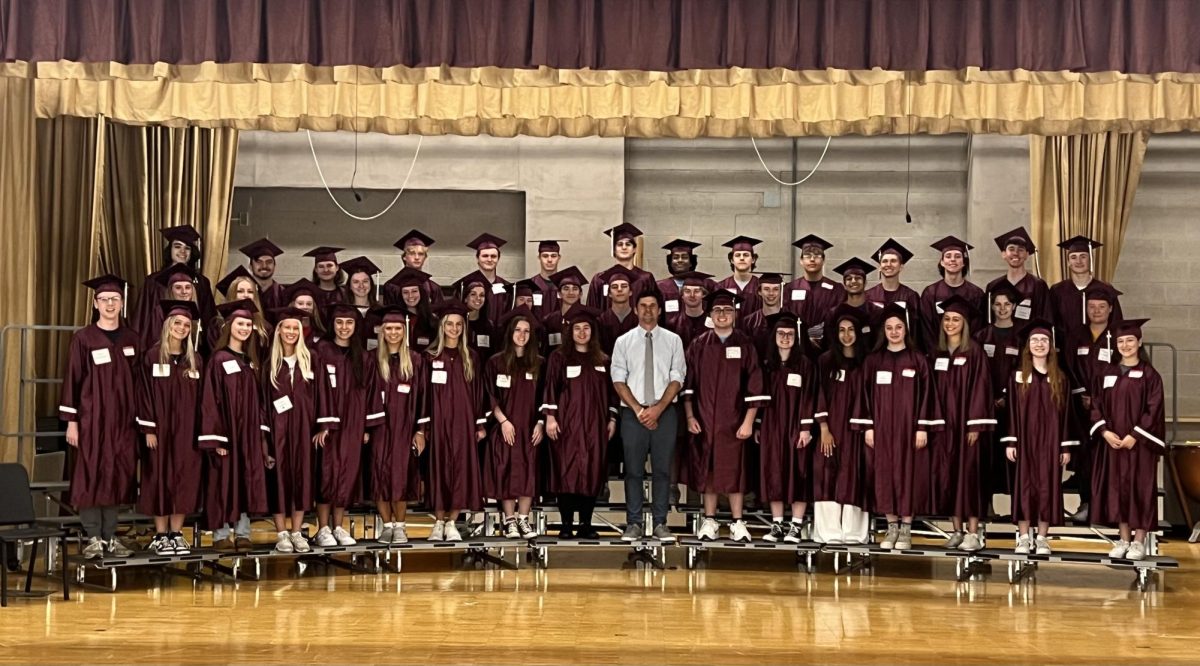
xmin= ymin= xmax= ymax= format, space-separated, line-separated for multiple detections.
xmin=1 ymin=540 xmax=1196 ymax=665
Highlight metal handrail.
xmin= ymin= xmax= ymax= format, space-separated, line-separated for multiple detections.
xmin=0 ymin=323 xmax=81 ymax=467
xmin=1144 ymin=341 xmax=1178 ymax=446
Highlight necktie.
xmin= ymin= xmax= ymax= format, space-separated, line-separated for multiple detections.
xmin=644 ymin=330 xmax=655 ymax=406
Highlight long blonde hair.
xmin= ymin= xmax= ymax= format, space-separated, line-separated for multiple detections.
xmin=428 ymin=314 xmax=473 ymax=382
xmin=221 ymin=276 xmax=270 ymax=343
xmin=269 ymin=319 xmax=313 ymax=389
xmin=157 ymin=314 xmax=200 ymax=375
xmin=376 ymin=324 xmax=413 ymax=384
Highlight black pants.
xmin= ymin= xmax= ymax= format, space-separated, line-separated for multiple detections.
xmin=558 ymin=494 xmax=596 ymax=534
xmin=80 ymin=506 xmax=120 ymax=540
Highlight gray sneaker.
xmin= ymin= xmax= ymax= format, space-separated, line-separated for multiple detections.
xmin=943 ymin=532 xmax=965 ymax=549
xmin=895 ymin=524 xmax=913 ymax=550
xmin=880 ymin=523 xmax=900 ymax=549
xmin=108 ymin=539 xmax=134 ymax=558
xmin=82 ymin=537 xmax=107 ymax=560
xmin=652 ymin=524 xmax=675 ymax=542
xmin=959 ymin=533 xmax=983 ymax=552
xmin=621 ymin=524 xmax=643 ymax=542
xmin=377 ymin=525 xmax=394 ymax=544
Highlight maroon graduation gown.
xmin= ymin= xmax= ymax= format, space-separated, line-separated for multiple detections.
xmin=382 ymin=279 xmax=443 ymax=308
xmin=598 ymin=308 xmax=637 ymax=356
xmin=986 ymin=273 xmax=1051 ymax=325
xmin=540 ymin=309 xmax=569 ymax=353
xmin=483 ymin=356 xmax=543 ymax=499
xmin=198 ymin=349 xmax=269 ymax=528
xmin=465 ymin=314 xmax=498 ymax=363
xmin=315 ymin=341 xmax=379 ymax=506
xmin=974 ymin=325 xmax=1021 ymax=495
xmin=918 ymin=280 xmax=986 ymax=353
xmin=1089 ymin=362 xmax=1166 ymax=531
xmin=665 ymin=311 xmax=709 ymax=349
xmin=784 ymin=277 xmax=845 ymax=344
xmin=656 ymin=277 xmax=682 ymax=314
xmin=315 ymin=285 xmax=344 ymax=309
xmin=861 ymin=347 xmax=941 ymax=516
xmin=865 ymin=284 xmax=922 ymax=342
xmin=757 ymin=358 xmax=817 ymax=504
xmin=1003 ymin=367 xmax=1076 ymax=526
xmin=135 ymin=346 xmax=203 ymax=516
xmin=258 ymin=281 xmax=287 ymax=312
xmin=684 ymin=330 xmax=767 ymax=494
xmin=368 ymin=352 xmax=427 ymax=503
xmin=930 ymin=346 xmax=995 ymax=518
xmin=264 ymin=355 xmax=318 ymax=515
xmin=426 ymin=346 xmax=486 ymax=511
xmin=813 ymin=354 xmax=871 ymax=507
xmin=716 ymin=275 xmax=762 ymax=316
xmin=541 ymin=350 xmax=616 ymax=496
xmin=482 ymin=276 xmax=513 ymax=327
xmin=133 ymin=270 xmax=217 ymax=347
xmin=586 ymin=266 xmax=654 ymax=312
xmin=58 ymin=325 xmax=140 ymax=508
xmin=1049 ymin=277 xmax=1123 ymax=339
xmin=530 ymin=274 xmax=559 ymax=320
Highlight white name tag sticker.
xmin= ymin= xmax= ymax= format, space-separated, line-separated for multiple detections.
xmin=566 ymin=365 xmax=581 ymax=379
xmin=1129 ymin=370 xmax=1144 ymax=379
xmin=222 ymin=359 xmax=241 ymax=374
xmin=791 ymin=289 xmax=807 ymax=301
xmin=1015 ymin=303 xmax=1031 ymax=320
xmin=725 ymin=347 xmax=741 ymax=360
xmin=496 ymin=374 xmax=512 ymax=388
xmin=664 ymin=299 xmax=679 ymax=313
xmin=122 ymin=346 xmax=136 ymax=357
xmin=548 ymin=333 xmax=562 ymax=346
xmin=525 ymin=372 xmax=534 ymax=381
xmin=984 ymin=343 xmax=996 ymax=358
xmin=821 ymin=282 xmax=834 ymax=290
xmin=1103 ymin=375 xmax=1117 ymax=389
xmin=1005 ymin=347 xmax=1020 ymax=356
xmin=431 ymin=370 xmax=448 ymax=384
xmin=477 ymin=335 xmax=490 ymax=348
xmin=786 ymin=373 xmax=803 ymax=388
xmin=1015 ymin=371 xmax=1026 ymax=383
xmin=533 ymin=294 xmax=543 ymax=306
xmin=896 ymin=301 xmax=907 ymax=309
xmin=432 ymin=360 xmax=444 ymax=369
xmin=152 ymin=363 xmax=171 ymax=378
xmin=876 ymin=371 xmax=893 ymax=384
xmin=326 ymin=364 xmax=336 ymax=374
xmin=416 ymin=337 xmax=430 ymax=346
xmin=602 ymin=284 xmax=609 ymax=296
xmin=901 ymin=368 xmax=917 ymax=378
xmin=398 ymin=383 xmax=411 ymax=394
xmin=836 ymin=369 xmax=846 ymax=382
xmin=953 ymin=357 xmax=967 ymax=366
xmin=1097 ymin=348 xmax=1112 ymax=363
xmin=328 ymin=374 xmax=337 ymax=388
xmin=91 ymin=348 xmax=112 ymax=365
xmin=704 ymin=317 xmax=714 ymax=329
xmin=934 ymin=358 xmax=950 ymax=372
xmin=594 ymin=366 xmax=606 ymax=373
xmin=726 ymin=287 xmax=737 ymax=294
xmin=187 ymin=370 xmax=200 ymax=380
xmin=491 ymin=282 xmax=507 ymax=295
xmin=1077 ymin=347 xmax=1090 ymax=356
xmin=273 ymin=395 xmax=292 ymax=413
xmin=935 ymin=301 xmax=945 ymax=315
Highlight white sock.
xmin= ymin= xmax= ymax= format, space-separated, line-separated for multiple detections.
xmin=394 ymin=521 xmax=405 ymax=528
xmin=791 ymin=517 xmax=804 ymax=525
xmin=278 ymin=530 xmax=289 ymax=538
xmin=518 ymin=514 xmax=529 ymax=521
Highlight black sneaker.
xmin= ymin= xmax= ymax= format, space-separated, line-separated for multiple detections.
xmin=784 ymin=522 xmax=804 ymax=543
xmin=763 ymin=522 xmax=786 ymax=542
xmin=170 ymin=532 xmax=191 ymax=555
xmin=150 ymin=534 xmax=175 ymax=555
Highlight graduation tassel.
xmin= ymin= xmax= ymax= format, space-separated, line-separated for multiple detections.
xmin=375 ymin=271 xmax=382 ymax=301
xmin=122 ymin=283 xmax=129 ymax=318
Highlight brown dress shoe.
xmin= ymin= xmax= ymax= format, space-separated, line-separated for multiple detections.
xmin=212 ymin=538 xmax=236 ymax=551
xmin=234 ymin=537 xmax=254 ymax=550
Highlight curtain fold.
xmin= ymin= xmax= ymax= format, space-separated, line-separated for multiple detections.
xmin=1029 ymin=131 xmax=1149 ymax=284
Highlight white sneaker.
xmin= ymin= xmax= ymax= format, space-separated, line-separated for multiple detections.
xmin=150 ymin=534 xmax=174 ymax=556
xmin=333 ymin=526 xmax=356 ymax=546
xmin=82 ymin=537 xmax=107 ymax=559
xmin=444 ymin=521 xmax=462 ymax=542
xmin=1108 ymin=540 xmax=1130 ymax=559
xmin=170 ymin=533 xmax=191 ymax=555
xmin=314 ymin=526 xmax=337 ymax=547
xmin=960 ymin=533 xmax=983 ymax=552
xmin=1034 ymin=535 xmax=1052 ymax=555
xmin=275 ymin=530 xmax=294 ymax=553
xmin=503 ymin=519 xmax=521 ymax=539
xmin=880 ymin=523 xmax=899 ymax=550
xmin=943 ymin=532 xmax=964 ymax=549
xmin=1127 ymin=541 xmax=1147 ymax=561
xmin=290 ymin=531 xmax=311 ymax=553
xmin=377 ymin=524 xmax=394 ymax=544
xmin=696 ymin=517 xmax=720 ymax=541
xmin=785 ymin=522 xmax=804 ymax=544
xmin=1014 ymin=534 xmax=1032 ymax=555
xmin=516 ymin=516 xmax=538 ymax=540
xmin=391 ymin=523 xmax=409 ymax=544
xmin=729 ymin=520 xmax=752 ymax=543
xmin=428 ymin=520 xmax=445 ymax=542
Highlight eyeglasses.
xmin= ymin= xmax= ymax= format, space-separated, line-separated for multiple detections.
xmin=95 ymin=296 xmax=123 ymax=305
xmin=800 ymin=252 xmax=825 ymax=260
xmin=710 ymin=307 xmax=736 ymax=315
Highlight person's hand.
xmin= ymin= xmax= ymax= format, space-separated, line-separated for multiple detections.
xmin=638 ymin=404 xmax=662 ymax=428
xmin=865 ymin=429 xmax=875 ymax=448
xmin=531 ymin=423 xmax=545 ymax=447
xmin=1006 ymin=446 xmax=1017 ymax=462
xmin=820 ymin=428 xmax=835 ymax=457
xmin=607 ymin=419 xmax=616 ymax=439
xmin=264 ymin=454 xmax=276 ymax=470
xmin=995 ymin=397 xmax=1006 ymax=410
xmin=1121 ymin=434 xmax=1137 ymax=449
xmin=966 ymin=432 xmax=978 ymax=447
xmin=1081 ymin=396 xmax=1092 ymax=409
xmin=546 ymin=416 xmax=560 ymax=441
xmin=413 ymin=432 xmax=426 ymax=455
xmin=687 ymin=416 xmax=702 ymax=435
xmin=501 ymin=420 xmax=516 ymax=446
xmin=66 ymin=422 xmax=79 ymax=448
xmin=313 ymin=429 xmax=329 ymax=448
xmin=476 ymin=426 xmax=486 ymax=442
xmin=1103 ymin=431 xmax=1123 ymax=449
xmin=146 ymin=433 xmax=158 ymax=450
xmin=1060 ymin=451 xmax=1071 ymax=466
xmin=736 ymin=422 xmax=753 ymax=440
xmin=915 ymin=431 xmax=928 ymax=450
xmin=362 ymin=433 xmax=370 ymax=444
xmin=797 ymin=431 xmax=812 ymax=449
xmin=216 ymin=447 xmax=229 ymax=457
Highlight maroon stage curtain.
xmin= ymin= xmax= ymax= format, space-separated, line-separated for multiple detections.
xmin=4 ymin=0 xmax=1200 ymax=74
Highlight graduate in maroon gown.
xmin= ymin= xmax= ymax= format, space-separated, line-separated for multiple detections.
xmin=822 ymin=257 xmax=877 ymax=353
xmin=340 ymin=256 xmax=381 ymax=321
xmin=1002 ymin=319 xmax=1075 ymax=555
xmin=238 ymin=237 xmax=287 ymax=312
xmin=462 ymin=233 xmax=512 ymax=327
xmin=134 ymin=264 xmax=198 ymax=351
xmin=812 ymin=305 xmax=873 ymax=544
xmin=137 ymin=300 xmax=204 ymax=555
xmin=367 ymin=306 xmax=428 ymax=545
xmin=306 ymin=246 xmax=346 ymax=308
xmin=389 ymin=230 xmax=443 ymax=305
xmin=456 ymin=271 xmax=499 ymax=362
xmin=784 ymin=235 xmax=846 ymax=348
xmin=512 ymin=279 xmax=539 ymax=311
xmin=285 ymin=278 xmax=327 ymax=348
xmin=587 ymin=223 xmax=655 ymax=311
xmin=864 ymin=239 xmax=921 ymax=335
xmin=656 ymin=239 xmax=702 ymax=313
xmin=1089 ymin=318 xmax=1165 ymax=561
xmin=262 ymin=307 xmax=318 ymax=554
xmin=1049 ymin=235 xmax=1123 ymax=340
xmin=198 ymin=300 xmax=270 ymax=549
xmin=383 ymin=267 xmax=438 ymax=352
xmin=738 ymin=272 xmax=786 ymax=352
xmin=527 ymin=240 xmax=564 ymax=320
xmin=716 ymin=236 xmax=763 ymax=316
xmin=133 ymin=226 xmax=217 ymax=345
xmin=542 ymin=305 xmax=617 ymax=538
xmin=212 ymin=266 xmax=273 ymax=362
xmin=919 ymin=236 xmax=987 ymax=354
xmin=484 ymin=307 xmax=546 ymax=540
xmin=756 ymin=312 xmax=817 ymax=543
xmin=664 ymin=271 xmax=714 ymax=349
xmin=597 ymin=266 xmax=638 ymax=355
xmin=540 ymin=266 xmax=586 ymax=354
xmin=60 ymin=275 xmax=140 ymax=559
xmin=974 ymin=283 xmax=1022 ymax=503
xmin=861 ymin=303 xmax=940 ymax=550
xmin=928 ymin=296 xmax=995 ymax=552
xmin=986 ymin=227 xmax=1051 ymax=326
xmin=314 ymin=303 xmax=380 ymax=548
xmin=684 ymin=291 xmax=767 ymax=543
xmin=426 ymin=300 xmax=488 ymax=541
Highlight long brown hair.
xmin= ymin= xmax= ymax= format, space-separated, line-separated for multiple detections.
xmin=500 ymin=314 xmax=543 ymax=379
xmin=215 ymin=316 xmax=261 ymax=371
xmin=1018 ymin=343 xmax=1066 ymax=410
xmin=561 ymin=320 xmax=606 ymax=367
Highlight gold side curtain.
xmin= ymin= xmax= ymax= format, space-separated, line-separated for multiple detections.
xmin=1029 ymin=131 xmax=1149 ymax=284
xmin=9 ymin=61 xmax=1200 ymax=138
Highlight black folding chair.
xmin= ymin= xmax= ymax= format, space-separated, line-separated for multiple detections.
xmin=0 ymin=463 xmax=70 ymax=607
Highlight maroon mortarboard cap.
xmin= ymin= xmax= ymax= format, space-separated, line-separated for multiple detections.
xmin=393 ymin=229 xmax=435 ymax=250
xmin=833 ymin=257 xmax=876 ymax=277
xmin=791 ymin=234 xmax=833 ymax=251
xmin=766 ymin=311 xmax=800 ymax=332
xmin=662 ymin=238 xmax=701 ymax=253
xmin=1058 ymin=235 xmax=1102 ymax=253
xmin=872 ymin=238 xmax=914 ymax=265
xmin=82 ymin=274 xmax=127 ymax=295
xmin=326 ymin=302 xmax=364 ymax=322
xmin=370 ymin=305 xmax=409 ymax=325
xmin=238 ymin=237 xmax=283 ymax=260
xmin=831 ymin=303 xmax=866 ymax=327
xmin=1019 ymin=318 xmax=1055 ymax=341
xmin=756 ymin=272 xmax=785 ymax=285
xmin=514 ymin=279 xmax=538 ymax=297
xmin=604 ymin=265 xmax=635 ymax=286
xmin=455 ymin=270 xmax=492 ymax=296
xmin=159 ymin=299 xmax=200 ymax=320
xmin=930 ymin=235 xmax=973 ymax=255
xmin=216 ymin=265 xmax=254 ymax=295
xmin=433 ymin=299 xmax=471 ymax=319
xmin=339 ymin=256 xmax=382 ymax=277
xmin=530 ymin=239 xmax=565 ymax=253
xmin=562 ymin=303 xmax=601 ymax=327
xmin=994 ymin=227 xmax=1037 ymax=253
xmin=160 ymin=225 xmax=201 ymax=246
xmin=385 ymin=267 xmax=432 ymax=290
xmin=267 ymin=306 xmax=310 ymax=326
xmin=704 ymin=290 xmax=743 ymax=312
xmin=989 ymin=281 xmax=1023 ymax=304
xmin=1113 ymin=318 xmax=1151 ymax=340
xmin=678 ymin=271 xmax=715 ymax=289
xmin=549 ymin=266 xmax=587 ymax=288
xmin=1084 ymin=282 xmax=1123 ymax=304
xmin=722 ymin=235 xmax=762 ymax=252
xmin=216 ymin=299 xmax=258 ymax=321
xmin=466 ymin=233 xmax=506 ymax=252
xmin=938 ymin=294 xmax=975 ymax=318
xmin=304 ymin=246 xmax=343 ymax=263
xmin=154 ymin=264 xmax=197 ymax=288
xmin=878 ymin=302 xmax=911 ymax=327
xmin=283 ymin=278 xmax=319 ymax=304
xmin=605 ymin=223 xmax=643 ymax=246
xmin=499 ymin=305 xmax=541 ymax=331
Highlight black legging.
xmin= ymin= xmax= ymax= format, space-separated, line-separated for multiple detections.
xmin=558 ymin=493 xmax=596 ymax=533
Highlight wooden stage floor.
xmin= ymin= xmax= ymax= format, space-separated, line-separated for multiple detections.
xmin=1 ymin=537 xmax=1197 ymax=665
